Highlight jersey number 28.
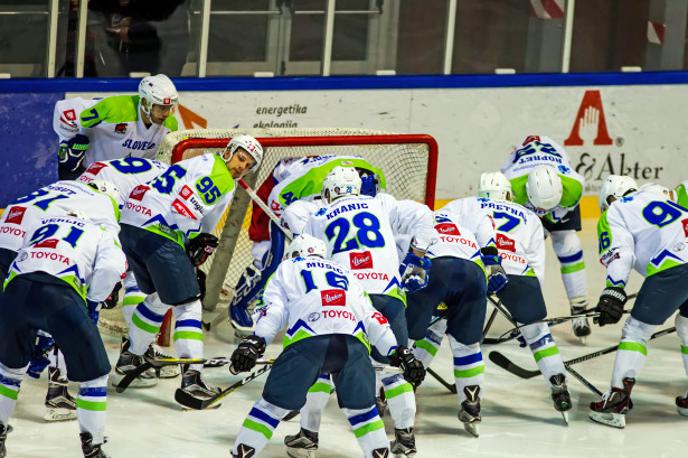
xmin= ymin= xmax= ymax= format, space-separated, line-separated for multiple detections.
xmin=325 ymin=212 xmax=384 ymax=254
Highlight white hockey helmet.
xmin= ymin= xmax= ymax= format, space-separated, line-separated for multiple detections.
xmin=225 ymin=134 xmax=263 ymax=173
xmin=138 ymin=74 xmax=179 ymax=115
xmin=526 ymin=166 xmax=563 ymax=212
xmin=641 ymin=183 xmax=676 ymax=201
xmin=286 ymin=234 xmax=327 ymax=259
xmin=478 ymin=171 xmax=512 ymax=201
xmin=321 ymin=166 xmax=362 ymax=203
xmin=598 ymin=175 xmax=638 ymax=211
xmin=88 ymin=179 xmax=121 ymax=206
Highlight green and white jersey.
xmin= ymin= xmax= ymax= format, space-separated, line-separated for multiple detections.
xmin=78 ymin=95 xmax=178 ymax=166
xmin=268 ymin=155 xmax=386 ymax=216
xmin=6 ymin=215 xmax=126 ymax=302
xmin=500 ymin=136 xmax=584 ymax=220
xmin=119 ymin=153 xmax=235 ymax=247
xmin=597 ymin=188 xmax=688 ymax=287
xmin=676 ymin=180 xmax=688 ymax=208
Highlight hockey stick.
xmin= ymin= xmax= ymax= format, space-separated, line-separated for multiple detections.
xmin=489 ymin=326 xmax=677 ymax=380
xmin=481 ymin=307 xmax=499 ymax=343
xmin=203 ymin=356 xmax=275 ymax=368
xmin=427 ymin=367 xmax=457 ymax=394
xmin=115 ymin=356 xmax=206 ymax=393
xmin=174 ymin=364 xmax=272 ymax=410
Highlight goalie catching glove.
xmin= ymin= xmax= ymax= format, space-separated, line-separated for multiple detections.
xmin=399 ymin=252 xmax=431 ymax=293
xmin=187 ymin=233 xmax=219 ymax=267
xmin=389 ymin=346 xmax=426 ymax=387
xmin=595 ymin=287 xmax=627 ymax=326
xmin=480 ymin=246 xmax=508 ymax=294
xmin=230 ymin=335 xmax=266 ymax=374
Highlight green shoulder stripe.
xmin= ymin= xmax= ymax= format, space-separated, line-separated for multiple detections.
xmin=509 ymin=174 xmax=529 ymax=206
xmin=676 ymin=183 xmax=688 ymax=208
xmin=164 ymin=114 xmax=179 ymax=132
xmin=80 ymin=95 xmax=139 ymax=128
xmin=559 ymin=174 xmax=583 ymax=208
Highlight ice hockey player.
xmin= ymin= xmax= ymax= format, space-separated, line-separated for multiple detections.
xmin=229 ymin=234 xmax=425 ymax=458
xmin=282 ymin=166 xmax=434 ymax=457
xmin=589 ymin=177 xmax=688 ymax=427
xmin=501 ymin=135 xmax=590 ymax=342
xmin=0 ymin=179 xmax=121 ymax=423
xmin=428 ymin=172 xmax=571 ymax=425
xmin=115 ymin=134 xmax=263 ymax=404
xmin=675 ymin=179 xmax=688 ymax=207
xmin=0 ymin=212 xmax=127 ymax=458
xmin=230 ymin=154 xmax=385 ymax=334
xmin=53 ymin=74 xmax=178 ymax=179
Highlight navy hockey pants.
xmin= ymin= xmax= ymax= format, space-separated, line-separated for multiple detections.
xmin=496 ymin=275 xmax=548 ymax=325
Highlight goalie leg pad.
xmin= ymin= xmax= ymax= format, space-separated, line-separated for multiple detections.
xmin=611 ymin=316 xmax=655 ymax=389
xmin=76 ymin=375 xmax=108 ymax=445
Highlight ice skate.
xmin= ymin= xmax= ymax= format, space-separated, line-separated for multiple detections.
xmin=676 ymin=391 xmax=688 ymax=417
xmin=111 ymin=338 xmax=158 ymax=389
xmin=549 ymin=374 xmax=572 ymax=425
xmin=458 ymin=385 xmax=481 ymax=437
xmin=0 ymin=424 xmax=11 ymax=458
xmin=285 ymin=428 xmax=318 ymax=458
xmin=177 ymin=369 xmax=222 ymax=409
xmin=145 ymin=343 xmax=180 ymax=378
xmin=390 ymin=427 xmax=416 ymax=457
xmin=80 ymin=432 xmax=108 ymax=458
xmin=373 ymin=448 xmax=390 ymax=457
xmin=44 ymin=367 xmax=77 ymax=422
xmin=232 ymin=443 xmax=256 ymax=458
xmin=589 ymin=378 xmax=635 ymax=428
xmin=571 ymin=299 xmax=591 ymax=344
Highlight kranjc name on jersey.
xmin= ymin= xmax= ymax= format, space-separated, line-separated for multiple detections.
xmin=0 ymin=181 xmax=120 ymax=254
xmin=501 ymin=136 xmax=585 ymax=220
xmin=302 ymin=193 xmax=435 ymax=304
xmin=256 ymin=256 xmax=397 ymax=355
xmin=6 ymin=215 xmax=126 ymax=302
xmin=597 ymin=188 xmax=688 ymax=287
xmin=78 ymin=157 xmax=169 ymax=207
xmin=74 ymin=95 xmax=178 ymax=165
xmin=119 ymin=153 xmax=235 ymax=247
xmin=269 ymin=155 xmax=386 ymax=216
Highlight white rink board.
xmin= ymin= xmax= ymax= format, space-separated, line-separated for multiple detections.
xmin=72 ymin=84 xmax=687 ymax=200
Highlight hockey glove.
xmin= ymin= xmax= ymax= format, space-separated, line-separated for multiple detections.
xmin=27 ymin=332 xmax=55 ymax=379
xmin=595 ymin=287 xmax=627 ymax=326
xmin=230 ymin=335 xmax=266 ymax=374
xmin=187 ymin=233 xmax=219 ymax=267
xmin=389 ymin=346 xmax=426 ymax=387
xmin=57 ymin=134 xmax=89 ymax=180
xmin=103 ymin=282 xmax=122 ymax=309
xmin=481 ymin=246 xmax=508 ymax=294
xmin=399 ymin=252 xmax=431 ymax=293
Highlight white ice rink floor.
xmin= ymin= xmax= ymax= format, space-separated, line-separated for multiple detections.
xmin=6 ymin=222 xmax=688 ymax=457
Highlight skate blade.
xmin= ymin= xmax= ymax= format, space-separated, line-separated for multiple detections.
xmin=677 ymin=406 xmax=688 ymax=417
xmin=589 ymin=411 xmax=625 ymax=428
xmin=463 ymin=421 xmax=480 ymax=438
xmin=158 ymin=366 xmax=181 ymax=378
xmin=110 ymin=373 xmax=158 ymax=389
xmin=560 ymin=411 xmax=569 ymax=425
xmin=577 ymin=336 xmax=588 ymax=345
xmin=44 ymin=408 xmax=77 ymax=422
xmin=286 ymin=447 xmax=316 ymax=458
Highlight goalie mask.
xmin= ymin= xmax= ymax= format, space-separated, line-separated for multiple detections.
xmin=321 ymin=166 xmax=362 ymax=203
xmin=598 ymin=175 xmax=637 ymax=211
xmin=478 ymin=172 xmax=512 ymax=201
xmin=357 ymin=168 xmax=380 ymax=197
xmin=286 ymin=234 xmax=327 ymax=259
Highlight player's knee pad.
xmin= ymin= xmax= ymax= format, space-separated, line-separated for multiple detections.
xmin=676 ymin=314 xmax=688 ymax=344
xmin=172 ymin=298 xmax=202 ymax=320
xmin=0 ymin=362 xmax=24 ymax=380
xmin=140 ymin=292 xmax=169 ymax=315
xmin=448 ymin=336 xmax=480 ymax=357
xmin=550 ymin=230 xmax=583 ymax=259
xmin=519 ymin=322 xmax=550 ymax=344
xmin=255 ymin=396 xmax=291 ymax=420
xmin=79 ymin=374 xmax=108 ymax=389
xmin=622 ymin=316 xmax=655 ymax=344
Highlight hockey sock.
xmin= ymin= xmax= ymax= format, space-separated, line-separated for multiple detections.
xmin=173 ymin=299 xmax=204 ymax=372
xmin=343 ymin=406 xmax=389 ymax=457
xmin=129 ymin=293 xmax=168 ymax=355
xmin=122 ymin=271 xmax=146 ymax=328
xmin=611 ymin=317 xmax=654 ymax=389
xmin=300 ymin=374 xmax=334 ymax=433
xmin=551 ymin=230 xmax=587 ymax=301
xmin=232 ymin=397 xmax=289 ymax=456
xmin=412 ymin=319 xmax=447 ymax=367
xmin=380 ymin=373 xmax=415 ymax=429
xmin=675 ymin=314 xmax=688 ymax=375
xmin=0 ymin=363 xmax=24 ymax=426
xmin=448 ymin=337 xmax=485 ymax=403
xmin=520 ymin=322 xmax=565 ymax=383
xmin=77 ymin=375 xmax=108 ymax=444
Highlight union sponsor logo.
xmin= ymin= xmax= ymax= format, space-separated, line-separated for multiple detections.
xmin=321 ymin=289 xmax=346 ymax=306
xmin=172 ymin=199 xmax=197 ymax=219
xmin=496 ymin=233 xmax=516 ymax=252
xmin=349 ymin=251 xmax=373 ymax=269
xmin=683 ymin=218 xmax=688 ymax=237
xmin=84 ymin=162 xmax=107 ymax=176
xmin=371 ymin=311 xmax=388 ymax=325
xmin=435 ymin=222 xmax=460 ymax=235
xmin=114 ymin=123 xmax=127 ymax=134
xmin=33 ymin=239 xmax=59 ymax=249
xmin=6 ymin=206 xmax=27 ymax=225
xmin=129 ymin=185 xmax=149 ymax=201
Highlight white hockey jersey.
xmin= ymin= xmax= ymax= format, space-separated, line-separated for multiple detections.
xmin=119 ymin=153 xmax=235 ymax=247
xmin=78 ymin=157 xmax=168 ymax=207
xmin=6 ymin=215 xmax=126 ymax=302
xmin=440 ymin=197 xmax=545 ymax=283
xmin=257 ymin=255 xmax=397 ymax=355
xmin=0 ymin=181 xmax=120 ymax=253
xmin=500 ymin=136 xmax=585 ymax=220
xmin=53 ymin=97 xmax=99 ymax=141
xmin=302 ymin=193 xmax=435 ymax=302
xmin=598 ymin=188 xmax=688 ymax=287
xmin=675 ymin=179 xmax=688 ymax=208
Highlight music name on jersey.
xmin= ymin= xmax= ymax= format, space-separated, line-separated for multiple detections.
xmin=324 ymin=202 xmax=369 ymax=220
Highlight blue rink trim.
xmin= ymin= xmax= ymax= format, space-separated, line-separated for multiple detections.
xmin=249 ymin=407 xmax=279 ymax=428
xmin=348 ymin=407 xmax=379 ymax=426
xmin=79 ymin=387 xmax=107 ymax=397
xmin=454 ymin=353 xmax=483 ymax=366
xmin=5 ymin=71 xmax=688 ymax=93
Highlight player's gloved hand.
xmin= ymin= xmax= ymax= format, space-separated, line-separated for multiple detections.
xmin=399 ymin=252 xmax=431 ymax=293
xmin=389 ymin=346 xmax=426 ymax=387
xmin=103 ymin=282 xmax=122 ymax=309
xmin=57 ymin=134 xmax=89 ymax=180
xmin=187 ymin=233 xmax=219 ymax=267
xmin=230 ymin=335 xmax=266 ymax=374
xmin=86 ymin=299 xmax=102 ymax=324
xmin=480 ymin=246 xmax=508 ymax=294
xmin=27 ymin=332 xmax=55 ymax=379
xmin=595 ymin=287 xmax=627 ymax=326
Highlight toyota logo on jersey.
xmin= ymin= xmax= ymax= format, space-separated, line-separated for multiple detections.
xmin=435 ymin=222 xmax=461 ymax=235
xmin=349 ymin=251 xmax=373 ymax=269
xmin=5 ymin=206 xmax=27 ymax=225
xmin=321 ymin=289 xmax=346 ymax=306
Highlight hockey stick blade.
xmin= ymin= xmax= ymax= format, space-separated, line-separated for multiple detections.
xmin=115 ymin=357 xmax=206 ymax=393
xmin=489 ymin=351 xmax=540 ymax=379
xmin=175 ymin=364 xmax=272 ymax=410
xmin=427 ymin=367 xmax=457 ymax=393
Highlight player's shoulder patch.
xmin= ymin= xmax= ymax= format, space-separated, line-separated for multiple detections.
xmin=315 ymin=207 xmax=327 ymax=216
